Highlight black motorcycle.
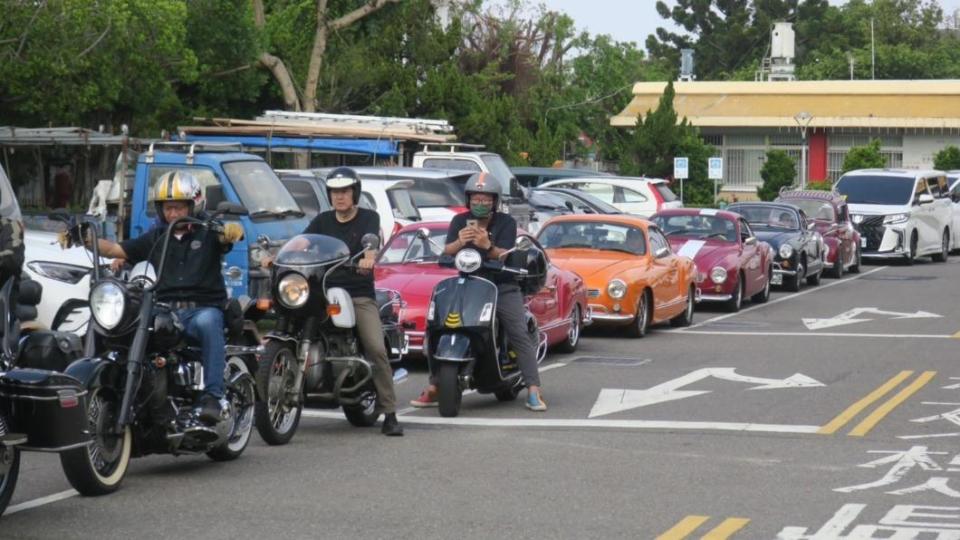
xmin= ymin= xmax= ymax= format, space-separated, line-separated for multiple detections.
xmin=0 ymin=267 xmax=86 ymax=515
xmin=423 ymin=232 xmax=548 ymax=417
xmin=254 ymin=232 xmax=405 ymax=445
xmin=40 ymin=205 xmax=261 ymax=496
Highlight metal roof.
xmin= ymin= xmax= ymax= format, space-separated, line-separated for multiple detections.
xmin=0 ymin=127 xmax=149 ymax=146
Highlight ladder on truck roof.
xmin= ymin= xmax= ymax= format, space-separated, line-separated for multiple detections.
xmin=257 ymin=111 xmax=454 ymax=136
xmin=143 ymin=141 xmax=246 ymax=164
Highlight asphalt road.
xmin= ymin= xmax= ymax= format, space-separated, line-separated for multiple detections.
xmin=4 ymin=257 xmax=960 ymax=539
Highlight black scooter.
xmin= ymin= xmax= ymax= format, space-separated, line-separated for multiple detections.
xmin=423 ymin=231 xmax=547 ymax=417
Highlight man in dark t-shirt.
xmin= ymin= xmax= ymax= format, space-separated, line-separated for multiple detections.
xmin=297 ymin=167 xmax=402 ymax=437
xmin=79 ymin=171 xmax=244 ymax=426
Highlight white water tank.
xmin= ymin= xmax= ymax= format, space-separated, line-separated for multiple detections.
xmin=771 ymin=22 xmax=795 ymax=60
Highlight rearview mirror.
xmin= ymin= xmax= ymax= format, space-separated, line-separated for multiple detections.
xmin=361 ymin=233 xmax=381 ymax=251
xmin=515 ymin=236 xmax=533 ymax=251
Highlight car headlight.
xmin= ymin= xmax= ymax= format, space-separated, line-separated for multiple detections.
xmin=90 ymin=281 xmax=125 ymax=330
xmin=779 ymin=244 xmax=794 ymax=259
xmin=607 ymin=279 xmax=627 ymax=299
xmin=884 ymin=213 xmax=909 ymax=225
xmin=710 ymin=266 xmax=727 ymax=284
xmin=455 ymin=249 xmax=483 ymax=273
xmin=277 ymin=273 xmax=309 ymax=308
xmin=27 ymin=261 xmax=88 ymax=284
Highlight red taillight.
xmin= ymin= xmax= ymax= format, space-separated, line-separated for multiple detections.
xmin=58 ymin=390 xmax=80 ymax=409
xmin=650 ymin=184 xmax=665 ymax=208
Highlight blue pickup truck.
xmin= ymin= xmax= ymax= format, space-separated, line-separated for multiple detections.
xmin=124 ymin=143 xmax=308 ymax=299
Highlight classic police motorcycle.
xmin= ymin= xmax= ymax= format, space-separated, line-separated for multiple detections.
xmin=423 ymin=231 xmax=548 ymax=417
xmin=254 ymin=232 xmax=405 ymax=445
xmin=37 ymin=206 xmax=261 ymax=496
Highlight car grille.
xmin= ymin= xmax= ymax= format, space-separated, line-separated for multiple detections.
xmin=854 ymin=215 xmax=885 ymax=251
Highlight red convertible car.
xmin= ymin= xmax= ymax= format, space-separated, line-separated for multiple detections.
xmin=651 ymin=208 xmax=773 ymax=312
xmin=776 ymin=190 xmax=862 ymax=277
xmin=374 ymin=221 xmax=591 ymax=357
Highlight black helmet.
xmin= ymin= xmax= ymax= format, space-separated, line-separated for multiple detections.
xmin=325 ymin=167 xmax=361 ymax=205
xmin=464 ymin=172 xmax=501 ymax=215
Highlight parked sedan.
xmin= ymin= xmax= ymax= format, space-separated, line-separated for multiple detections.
xmin=374 ymin=221 xmax=591 ymax=356
xmin=536 ymin=215 xmax=696 ymax=337
xmin=651 ymin=208 xmax=772 ymax=312
xmin=728 ymin=202 xmax=825 ymax=292
xmin=776 ymin=189 xmax=862 ymax=277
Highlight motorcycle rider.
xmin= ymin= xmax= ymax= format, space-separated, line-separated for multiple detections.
xmin=411 ymin=172 xmax=546 ymax=411
xmin=65 ymin=171 xmax=244 ymax=425
xmin=272 ymin=167 xmax=403 ymax=437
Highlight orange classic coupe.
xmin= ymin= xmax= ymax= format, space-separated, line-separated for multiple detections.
xmin=536 ymin=214 xmax=697 ymax=337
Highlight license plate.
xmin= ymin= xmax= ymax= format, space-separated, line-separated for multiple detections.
xmin=770 ymin=274 xmax=783 ymax=285
xmin=861 ymin=237 xmax=867 ymax=248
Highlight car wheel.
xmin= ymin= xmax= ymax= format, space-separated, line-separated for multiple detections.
xmin=627 ymin=291 xmax=650 ymax=338
xmin=670 ymin=286 xmax=695 ymax=327
xmin=723 ymin=276 xmax=742 ymax=313
xmin=555 ymin=305 xmax=582 ymax=353
xmin=905 ymin=232 xmax=918 ymax=265
xmin=849 ymin=245 xmax=862 ymax=274
xmin=787 ymin=261 xmax=804 ymax=292
xmin=751 ymin=268 xmax=771 ymax=303
xmin=932 ymin=230 xmax=949 ymax=263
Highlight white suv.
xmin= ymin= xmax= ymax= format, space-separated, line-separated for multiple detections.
xmin=835 ymin=169 xmax=952 ymax=264
xmin=538 ymin=176 xmax=682 ymax=217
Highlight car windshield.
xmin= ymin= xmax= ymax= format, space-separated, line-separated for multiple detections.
xmin=224 ymin=161 xmax=302 ymax=217
xmin=527 ymin=190 xmax=570 ymax=211
xmin=407 ymin=176 xmax=467 ymax=208
xmin=386 ymin=187 xmax=420 ymax=221
xmin=835 ymin=175 xmax=914 ymax=205
xmin=378 ymin=228 xmax=448 ymax=264
xmin=731 ymin=205 xmax=799 ymax=230
xmin=652 ymin=214 xmax=736 ymax=242
xmin=783 ymin=199 xmax=835 ymax=221
xmin=538 ymin=221 xmax=646 ymax=256
xmin=538 ymin=189 xmax=622 ymax=214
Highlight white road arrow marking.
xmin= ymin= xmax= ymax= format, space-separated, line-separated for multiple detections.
xmin=803 ymin=307 xmax=942 ymax=330
xmin=588 ymin=367 xmax=824 ymax=418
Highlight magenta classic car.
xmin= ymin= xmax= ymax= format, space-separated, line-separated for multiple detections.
xmin=651 ymin=208 xmax=773 ymax=312
xmin=374 ymin=221 xmax=591 ymax=356
xmin=776 ymin=190 xmax=862 ymax=277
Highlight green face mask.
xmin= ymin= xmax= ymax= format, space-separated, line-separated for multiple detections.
xmin=470 ymin=202 xmax=492 ymax=218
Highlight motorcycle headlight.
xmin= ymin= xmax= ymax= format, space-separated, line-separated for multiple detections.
xmin=883 ymin=213 xmax=909 ymax=225
xmin=607 ymin=279 xmax=627 ymax=299
xmin=455 ymin=249 xmax=483 ymax=273
xmin=277 ymin=273 xmax=309 ymax=308
xmin=710 ymin=266 xmax=727 ymax=284
xmin=779 ymin=244 xmax=794 ymax=259
xmin=90 ymin=281 xmax=125 ymax=330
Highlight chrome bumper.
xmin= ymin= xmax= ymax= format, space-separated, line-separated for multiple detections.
xmin=588 ymin=304 xmax=634 ymax=322
xmin=698 ymin=293 xmax=733 ymax=302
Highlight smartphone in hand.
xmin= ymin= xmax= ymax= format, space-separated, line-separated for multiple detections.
xmin=466 ymin=219 xmax=478 ymax=228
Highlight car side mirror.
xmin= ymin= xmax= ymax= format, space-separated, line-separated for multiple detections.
xmin=416 ymin=227 xmax=431 ymax=240
xmin=744 ymin=236 xmax=757 ymax=246
xmin=361 ymin=233 xmax=381 ymax=251
xmin=917 ymin=193 xmax=935 ymax=205
xmin=515 ymin=236 xmax=533 ymax=251
xmin=807 ymin=222 xmax=816 ymax=230
xmin=655 ymin=246 xmax=669 ymax=258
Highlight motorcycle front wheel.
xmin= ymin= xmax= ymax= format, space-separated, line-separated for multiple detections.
xmin=438 ymin=363 xmax=462 ymax=417
xmin=60 ymin=387 xmax=132 ymax=496
xmin=254 ymin=341 xmax=303 ymax=446
xmin=0 ymin=444 xmax=19 ymax=516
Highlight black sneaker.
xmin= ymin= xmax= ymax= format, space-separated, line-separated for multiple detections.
xmin=381 ymin=413 xmax=404 ymax=437
xmin=196 ymin=394 xmax=226 ymax=425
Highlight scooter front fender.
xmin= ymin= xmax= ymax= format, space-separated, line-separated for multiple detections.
xmin=431 ymin=333 xmax=474 ymax=362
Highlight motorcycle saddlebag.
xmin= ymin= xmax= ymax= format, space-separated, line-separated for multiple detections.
xmin=0 ymin=368 xmax=90 ymax=450
xmin=17 ymin=331 xmax=84 ymax=372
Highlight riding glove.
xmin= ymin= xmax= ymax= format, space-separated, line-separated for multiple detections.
xmin=219 ymin=223 xmax=244 ymax=244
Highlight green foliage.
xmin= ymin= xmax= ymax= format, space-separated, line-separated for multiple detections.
xmin=807 ymin=180 xmax=833 ymax=191
xmin=619 ymin=82 xmax=715 ymax=206
xmin=842 ymin=138 xmax=886 ymax=174
xmin=934 ymin=145 xmax=960 ymax=171
xmin=757 ymin=150 xmax=797 ymax=201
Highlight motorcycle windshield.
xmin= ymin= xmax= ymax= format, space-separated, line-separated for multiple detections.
xmin=275 ymin=234 xmax=349 ymax=266
xmin=431 ymin=276 xmax=498 ymax=328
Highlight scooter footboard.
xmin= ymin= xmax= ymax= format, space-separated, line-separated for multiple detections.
xmin=431 ymin=334 xmax=475 ymax=362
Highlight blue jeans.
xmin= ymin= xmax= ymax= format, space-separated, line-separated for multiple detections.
xmin=177 ymin=307 xmax=225 ymax=398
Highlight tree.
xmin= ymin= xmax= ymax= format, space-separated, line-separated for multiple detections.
xmin=934 ymin=145 xmax=960 ymax=171
xmin=757 ymin=150 xmax=796 ymax=200
xmin=620 ymin=82 xmax=715 ymax=206
xmin=842 ymin=138 xmax=885 ymax=173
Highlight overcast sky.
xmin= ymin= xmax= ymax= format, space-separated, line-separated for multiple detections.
xmin=535 ymin=0 xmax=960 ymax=48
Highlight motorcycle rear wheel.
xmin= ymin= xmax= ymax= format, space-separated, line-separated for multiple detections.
xmin=438 ymin=363 xmax=462 ymax=417
xmin=0 ymin=445 xmax=19 ymax=516
xmin=208 ymin=359 xmax=256 ymax=461
xmin=254 ymin=341 xmax=302 ymax=446
xmin=60 ymin=387 xmax=131 ymax=496
xmin=343 ymin=388 xmax=379 ymax=427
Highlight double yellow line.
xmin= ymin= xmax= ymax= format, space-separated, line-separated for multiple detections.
xmin=656 ymin=515 xmax=750 ymax=539
xmin=819 ymin=370 xmax=936 ymax=436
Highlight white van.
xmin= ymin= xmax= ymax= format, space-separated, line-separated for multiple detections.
xmin=835 ymin=169 xmax=952 ymax=264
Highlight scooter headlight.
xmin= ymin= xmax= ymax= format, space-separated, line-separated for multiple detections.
xmin=455 ymin=249 xmax=483 ymax=274
xmin=90 ymin=281 xmax=125 ymax=330
xmin=277 ymin=273 xmax=309 ymax=308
